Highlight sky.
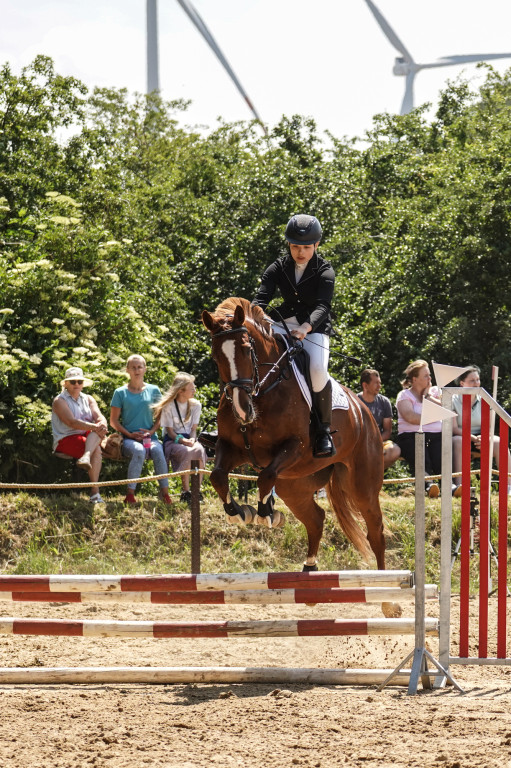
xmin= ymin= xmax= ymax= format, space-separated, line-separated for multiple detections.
xmin=2 ymin=0 xmax=511 ymax=141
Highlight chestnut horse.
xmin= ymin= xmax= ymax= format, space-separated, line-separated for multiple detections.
xmin=202 ymin=298 xmax=398 ymax=616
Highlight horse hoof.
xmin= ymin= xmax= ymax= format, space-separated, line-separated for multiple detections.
xmin=302 ymin=563 xmax=318 ymax=572
xmin=254 ymin=514 xmax=272 ymax=528
xmin=240 ymin=505 xmax=255 ymax=525
xmin=225 ymin=513 xmax=245 ymax=526
xmin=272 ymin=510 xmax=286 ymax=528
xmin=381 ymin=601 xmax=403 ymax=618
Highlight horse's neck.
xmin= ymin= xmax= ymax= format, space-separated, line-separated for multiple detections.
xmin=254 ymin=332 xmax=280 ymax=362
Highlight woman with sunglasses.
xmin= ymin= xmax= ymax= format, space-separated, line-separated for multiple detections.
xmin=52 ymin=366 xmax=108 ymax=504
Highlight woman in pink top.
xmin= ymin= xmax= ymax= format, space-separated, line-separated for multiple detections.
xmin=396 ymin=360 xmax=443 ymax=498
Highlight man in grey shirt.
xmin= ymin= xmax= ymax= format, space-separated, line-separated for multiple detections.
xmin=358 ymin=368 xmax=401 ymax=469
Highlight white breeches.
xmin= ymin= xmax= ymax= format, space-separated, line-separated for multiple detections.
xmin=273 ymin=317 xmax=330 ymax=392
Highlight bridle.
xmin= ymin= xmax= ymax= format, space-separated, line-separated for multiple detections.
xmin=211 ymin=324 xmax=293 ymax=403
xmin=211 ymin=320 xmax=300 ymax=471
xmin=212 ymin=325 xmax=259 ymax=400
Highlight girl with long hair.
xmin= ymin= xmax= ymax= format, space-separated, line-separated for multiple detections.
xmin=154 ymin=372 xmax=207 ymax=504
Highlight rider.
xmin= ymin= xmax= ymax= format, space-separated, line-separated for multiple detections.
xmin=252 ymin=214 xmax=336 ymax=457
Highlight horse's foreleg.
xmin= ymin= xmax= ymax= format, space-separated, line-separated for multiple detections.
xmin=253 ymin=438 xmax=303 ymax=529
xmin=210 ymin=440 xmax=255 ymax=526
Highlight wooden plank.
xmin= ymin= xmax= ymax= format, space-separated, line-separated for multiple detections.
xmin=0 ymin=666 xmax=414 ymax=686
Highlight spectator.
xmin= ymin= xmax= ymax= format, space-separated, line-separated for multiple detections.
xmin=110 ymin=354 xmax=171 ymax=506
xmin=358 ymin=368 xmax=401 ymax=469
xmin=452 ymin=366 xmax=511 ymax=496
xmin=395 ymin=360 xmax=443 ymax=498
xmin=52 ymin=366 xmax=108 ymax=504
xmin=153 ymin=372 xmax=207 ymax=505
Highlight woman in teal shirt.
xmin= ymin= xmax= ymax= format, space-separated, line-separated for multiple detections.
xmin=110 ymin=354 xmax=171 ymax=505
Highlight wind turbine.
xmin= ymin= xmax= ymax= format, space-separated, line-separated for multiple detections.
xmin=146 ymin=0 xmax=265 ymax=132
xmin=364 ymin=0 xmax=511 ymax=114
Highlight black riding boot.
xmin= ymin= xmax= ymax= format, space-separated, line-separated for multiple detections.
xmin=312 ymin=381 xmax=336 ymax=458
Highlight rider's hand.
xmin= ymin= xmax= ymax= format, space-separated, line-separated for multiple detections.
xmin=291 ymin=323 xmax=312 ymax=341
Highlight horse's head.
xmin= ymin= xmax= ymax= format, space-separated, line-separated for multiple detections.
xmin=202 ymin=302 xmax=257 ymax=425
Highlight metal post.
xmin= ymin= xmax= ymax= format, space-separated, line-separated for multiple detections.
xmin=190 ymin=460 xmax=201 ymax=573
xmin=407 ymin=431 xmax=431 ymax=693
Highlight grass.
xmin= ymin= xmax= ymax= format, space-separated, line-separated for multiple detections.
xmin=0 ymin=485 xmax=507 ymax=592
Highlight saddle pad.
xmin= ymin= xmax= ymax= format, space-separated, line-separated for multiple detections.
xmin=280 ymin=337 xmax=349 ymax=411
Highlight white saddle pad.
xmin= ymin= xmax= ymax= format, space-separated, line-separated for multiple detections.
xmin=278 ymin=336 xmax=349 ymax=410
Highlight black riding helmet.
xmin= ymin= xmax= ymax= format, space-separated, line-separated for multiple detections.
xmin=284 ymin=214 xmax=322 ymax=245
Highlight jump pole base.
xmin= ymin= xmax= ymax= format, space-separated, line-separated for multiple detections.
xmin=0 ymin=666 xmax=413 ymax=686
xmin=376 ymin=647 xmax=464 ymax=695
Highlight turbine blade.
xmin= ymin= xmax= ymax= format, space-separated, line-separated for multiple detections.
xmin=436 ymin=53 xmax=511 ymax=64
xmin=400 ymin=73 xmax=415 ymax=114
xmin=363 ymin=0 xmax=414 ymax=63
xmin=176 ymin=0 xmax=266 ymax=132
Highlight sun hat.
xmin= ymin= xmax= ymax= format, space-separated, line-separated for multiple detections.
xmin=60 ymin=366 xmax=94 ymax=388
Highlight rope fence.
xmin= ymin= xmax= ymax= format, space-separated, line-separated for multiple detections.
xmin=0 ymin=466 xmax=508 ymax=492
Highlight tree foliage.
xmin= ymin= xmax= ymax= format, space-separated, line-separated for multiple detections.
xmin=0 ymin=57 xmax=510 ymax=481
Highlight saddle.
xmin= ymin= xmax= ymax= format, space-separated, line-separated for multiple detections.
xmin=197 ymin=431 xmax=218 ymax=458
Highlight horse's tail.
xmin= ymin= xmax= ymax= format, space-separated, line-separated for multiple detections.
xmin=325 ymin=463 xmax=372 ymax=561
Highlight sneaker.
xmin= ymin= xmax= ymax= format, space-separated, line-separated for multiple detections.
xmin=159 ymin=491 xmax=173 ymax=505
xmin=180 ymin=490 xmax=192 ymax=504
xmin=124 ymin=492 xmax=137 ymax=505
xmin=76 ymin=453 xmax=92 ymax=472
xmin=452 ymin=484 xmax=463 ymax=498
xmin=89 ymin=493 xmax=104 ymax=504
xmin=425 ymin=482 xmax=440 ymax=498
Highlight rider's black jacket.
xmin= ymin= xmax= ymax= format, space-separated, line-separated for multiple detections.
xmin=252 ymin=253 xmax=335 ymax=335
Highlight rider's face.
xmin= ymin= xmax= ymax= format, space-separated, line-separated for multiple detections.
xmin=289 ymin=242 xmax=319 ymax=266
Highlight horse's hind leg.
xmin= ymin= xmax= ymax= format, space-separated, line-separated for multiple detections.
xmin=275 ymin=469 xmax=332 ymax=569
xmin=332 ymin=459 xmax=402 ymax=618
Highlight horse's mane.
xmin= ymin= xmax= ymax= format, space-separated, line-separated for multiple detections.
xmin=213 ymin=297 xmax=273 ymax=338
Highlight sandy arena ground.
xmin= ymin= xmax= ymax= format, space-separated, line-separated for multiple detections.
xmin=0 ymin=596 xmax=510 ymax=767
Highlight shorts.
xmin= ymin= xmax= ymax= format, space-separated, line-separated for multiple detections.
xmin=55 ymin=433 xmax=89 ymax=458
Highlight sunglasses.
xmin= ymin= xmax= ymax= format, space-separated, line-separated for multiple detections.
xmin=68 ymin=380 xmax=84 ymax=385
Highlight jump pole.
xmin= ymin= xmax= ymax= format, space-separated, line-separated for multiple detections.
xmin=0 ymin=566 xmax=437 ymax=687
xmin=0 ymin=570 xmax=414 ymax=593
xmin=0 ymin=666 xmax=412 ymax=686
xmin=0 ymin=586 xmax=437 ymax=605
xmin=0 ymin=616 xmax=439 ymax=638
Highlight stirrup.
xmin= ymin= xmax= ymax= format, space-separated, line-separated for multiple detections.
xmin=313 ymin=430 xmax=336 ymax=458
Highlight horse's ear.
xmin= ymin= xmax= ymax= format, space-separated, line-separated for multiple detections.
xmin=233 ymin=304 xmax=245 ymax=326
xmin=202 ymin=310 xmax=217 ymax=333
